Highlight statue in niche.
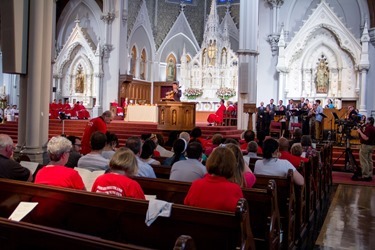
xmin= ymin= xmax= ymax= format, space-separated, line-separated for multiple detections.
xmin=202 ymin=49 xmax=207 ymax=65
xmin=167 ymin=58 xmax=175 ymax=81
xmin=315 ymin=58 xmax=329 ymax=93
xmin=75 ymin=65 xmax=84 ymax=93
xmin=207 ymin=40 xmax=217 ymax=66
xmin=130 ymin=50 xmax=136 ymax=76
xmin=140 ymin=52 xmax=146 ymax=80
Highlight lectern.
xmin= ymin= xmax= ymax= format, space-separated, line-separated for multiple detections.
xmin=157 ymin=101 xmax=196 ymax=131
xmin=243 ymin=103 xmax=257 ymax=130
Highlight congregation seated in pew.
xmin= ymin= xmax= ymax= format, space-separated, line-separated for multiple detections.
xmin=254 ymin=137 xmax=304 ymax=186
xmin=184 ymin=147 xmax=243 ymax=212
xmin=126 ymin=136 xmax=156 ymax=178
xmin=91 ymin=147 xmax=145 ymax=200
xmin=278 ymin=137 xmax=309 ymax=168
xmin=0 ymin=134 xmax=32 ymax=182
xmin=77 ymin=131 xmax=110 ymax=172
xmin=163 ymin=138 xmax=187 ymax=166
xmin=35 ymin=136 xmax=85 ymax=190
xmin=225 ymin=143 xmax=256 ymax=188
xmin=169 ymin=141 xmax=206 ymax=182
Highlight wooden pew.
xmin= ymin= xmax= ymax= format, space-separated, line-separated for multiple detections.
xmin=0 ymin=179 xmax=254 ymax=250
xmin=134 ymin=176 xmax=280 ymax=250
xmin=0 ymin=217 xmax=154 ymax=250
xmin=150 ymin=164 xmax=171 ymax=179
xmin=254 ymin=169 xmax=296 ymax=250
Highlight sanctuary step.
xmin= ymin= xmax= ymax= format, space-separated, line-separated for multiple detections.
xmin=332 ymin=146 xmax=375 ymax=174
xmin=0 ymin=120 xmax=244 ymax=147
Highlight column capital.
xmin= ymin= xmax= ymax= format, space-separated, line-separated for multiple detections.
xmin=267 ymin=34 xmax=280 ymax=56
xmin=266 ymin=0 xmax=284 ymax=8
xmin=101 ymin=12 xmax=115 ymax=24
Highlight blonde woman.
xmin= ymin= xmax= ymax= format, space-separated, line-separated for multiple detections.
xmin=225 ymin=143 xmax=256 ymax=188
xmin=91 ymin=148 xmax=145 ymax=199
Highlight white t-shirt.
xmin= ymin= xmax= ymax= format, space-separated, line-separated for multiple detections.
xmin=254 ymin=158 xmax=296 ymax=177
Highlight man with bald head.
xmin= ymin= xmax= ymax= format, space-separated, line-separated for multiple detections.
xmin=81 ymin=110 xmax=113 ymax=155
xmin=0 ymin=134 xmax=32 ymax=181
xmin=278 ymin=137 xmax=308 ymax=168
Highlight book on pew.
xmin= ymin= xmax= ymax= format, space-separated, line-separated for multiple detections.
xmin=20 ymin=161 xmax=39 ymax=175
xmin=74 ymin=167 xmax=105 ymax=191
xmin=9 ymin=202 xmax=38 ymax=222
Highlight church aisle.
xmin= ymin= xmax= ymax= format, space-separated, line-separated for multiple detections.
xmin=315 ymin=184 xmax=375 ymax=249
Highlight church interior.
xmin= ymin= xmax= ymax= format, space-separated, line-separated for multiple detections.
xmin=0 ymin=0 xmax=375 ymax=249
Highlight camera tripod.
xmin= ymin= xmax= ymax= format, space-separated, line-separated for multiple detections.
xmin=332 ymin=133 xmax=362 ymax=178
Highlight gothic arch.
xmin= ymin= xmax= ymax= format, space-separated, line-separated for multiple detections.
xmin=56 ymin=0 xmax=103 ymax=49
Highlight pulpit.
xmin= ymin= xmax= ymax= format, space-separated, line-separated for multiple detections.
xmin=243 ymin=103 xmax=257 ymax=130
xmin=157 ymin=101 xmax=196 ymax=131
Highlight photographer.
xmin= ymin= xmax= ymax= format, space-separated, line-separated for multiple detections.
xmin=356 ymin=117 xmax=375 ymax=182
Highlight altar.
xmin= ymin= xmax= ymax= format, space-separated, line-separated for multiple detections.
xmin=124 ymin=105 xmax=158 ymax=122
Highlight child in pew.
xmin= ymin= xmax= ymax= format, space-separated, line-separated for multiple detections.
xmin=91 ymin=148 xmax=145 ymax=199
xmin=184 ymin=147 xmax=243 ymax=212
xmin=101 ymin=132 xmax=119 ymax=160
xmin=225 ymin=143 xmax=256 ymax=188
xmin=254 ymin=138 xmax=304 ymax=186
xmin=35 ymin=136 xmax=85 ymax=190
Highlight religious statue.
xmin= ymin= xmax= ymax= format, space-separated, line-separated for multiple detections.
xmin=75 ymin=65 xmax=84 ymax=93
xmin=140 ymin=51 xmax=146 ymax=80
xmin=315 ymin=59 xmax=329 ymax=93
xmin=167 ymin=58 xmax=175 ymax=81
xmin=207 ymin=40 xmax=217 ymax=66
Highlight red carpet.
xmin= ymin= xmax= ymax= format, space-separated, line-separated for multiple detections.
xmin=332 ymin=171 xmax=375 ymax=187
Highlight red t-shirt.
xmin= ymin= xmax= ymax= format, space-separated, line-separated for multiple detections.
xmin=279 ymin=151 xmax=309 ymax=168
xmin=91 ymin=173 xmax=145 ymax=199
xmin=81 ymin=116 xmax=107 ymax=155
xmin=184 ymin=174 xmax=243 ymax=212
xmin=35 ymin=165 xmax=85 ymax=190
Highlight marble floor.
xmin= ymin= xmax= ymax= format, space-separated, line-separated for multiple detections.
xmin=315 ymin=184 xmax=375 ymax=250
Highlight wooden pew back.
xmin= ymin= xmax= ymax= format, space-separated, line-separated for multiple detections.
xmin=0 ymin=179 xmax=253 ymax=250
xmin=134 ymin=176 xmax=279 ymax=250
xmin=254 ymin=169 xmax=296 ymax=250
xmin=0 ymin=217 xmax=152 ymax=250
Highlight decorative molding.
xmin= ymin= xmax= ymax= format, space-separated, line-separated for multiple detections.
xmin=369 ymin=28 xmax=375 ymax=46
xmin=267 ymin=34 xmax=280 ymax=56
xmin=102 ymin=44 xmax=114 ymax=60
xmin=101 ymin=12 xmax=115 ymax=24
xmin=122 ymin=9 xmax=128 ymax=25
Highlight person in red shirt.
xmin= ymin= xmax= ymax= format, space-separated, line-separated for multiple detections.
xmin=81 ymin=111 xmax=113 ymax=155
xmin=35 ymin=136 xmax=85 ymax=190
xmin=91 ymin=148 xmax=145 ymax=199
xmin=278 ymin=137 xmax=308 ymax=168
xmin=207 ymin=99 xmax=226 ymax=126
xmin=184 ymin=146 xmax=243 ymax=212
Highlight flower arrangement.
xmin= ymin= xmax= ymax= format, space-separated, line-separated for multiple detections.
xmin=216 ymin=87 xmax=236 ymax=100
xmin=183 ymin=88 xmax=203 ymax=99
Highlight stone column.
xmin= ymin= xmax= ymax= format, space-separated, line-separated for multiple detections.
xmin=237 ymin=0 xmax=259 ymax=130
xmin=359 ymin=67 xmax=368 ymax=113
xmin=18 ymin=0 xmax=55 ymax=163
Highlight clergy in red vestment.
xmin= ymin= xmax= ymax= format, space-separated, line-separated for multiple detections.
xmin=62 ymin=100 xmax=72 ymax=117
xmin=207 ymin=99 xmax=226 ymax=126
xmin=81 ymin=111 xmax=113 ymax=155
xmin=49 ymin=99 xmax=59 ymax=119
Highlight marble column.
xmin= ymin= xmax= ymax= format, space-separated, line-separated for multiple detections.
xmin=237 ymin=0 xmax=259 ymax=130
xmin=18 ymin=0 xmax=55 ymax=164
xmin=359 ymin=67 xmax=368 ymax=113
